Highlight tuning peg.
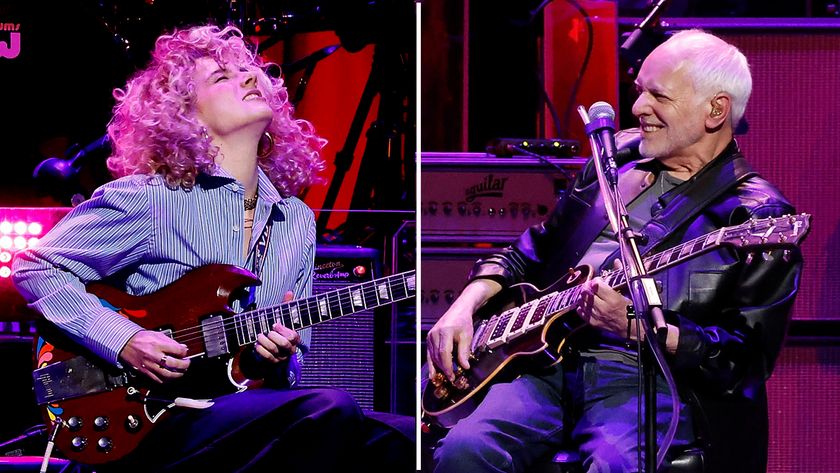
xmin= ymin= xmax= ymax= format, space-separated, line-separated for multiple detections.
xmin=762 ymin=251 xmax=774 ymax=261
xmin=745 ymin=252 xmax=755 ymax=264
xmin=783 ymin=249 xmax=792 ymax=262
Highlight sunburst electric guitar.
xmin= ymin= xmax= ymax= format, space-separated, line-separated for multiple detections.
xmin=422 ymin=214 xmax=810 ymax=428
xmin=32 ymin=264 xmax=415 ymax=464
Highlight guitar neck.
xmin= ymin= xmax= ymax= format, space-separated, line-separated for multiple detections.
xmin=599 ymin=228 xmax=726 ymax=290
xmin=229 ymin=271 xmax=416 ymax=348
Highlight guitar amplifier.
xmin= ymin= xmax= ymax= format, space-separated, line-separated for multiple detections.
xmin=301 ymin=245 xmax=382 ymax=410
xmin=420 ymin=246 xmax=492 ymax=332
xmin=420 ymin=153 xmax=586 ymax=242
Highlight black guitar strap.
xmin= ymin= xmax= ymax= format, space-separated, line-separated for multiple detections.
xmin=243 ymin=216 xmax=273 ymax=310
xmin=602 ymin=144 xmax=756 ymax=267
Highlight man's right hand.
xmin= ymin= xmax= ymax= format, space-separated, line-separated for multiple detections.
xmin=120 ymin=330 xmax=190 ymax=383
xmin=426 ymin=279 xmax=502 ymax=381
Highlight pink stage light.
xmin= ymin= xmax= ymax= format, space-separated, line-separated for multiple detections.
xmin=13 ymin=237 xmax=26 ymax=250
xmin=13 ymin=221 xmax=27 ymax=235
xmin=0 ymin=236 xmax=12 ymax=249
xmin=0 ymin=251 xmax=10 ymax=263
xmin=0 ymin=221 xmax=11 ymax=234
xmin=28 ymin=222 xmax=43 ymax=235
xmin=27 ymin=237 xmax=39 ymax=248
xmin=0 ymin=266 xmax=10 ymax=278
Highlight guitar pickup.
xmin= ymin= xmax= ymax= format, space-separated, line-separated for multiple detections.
xmin=33 ymin=356 xmax=124 ymax=405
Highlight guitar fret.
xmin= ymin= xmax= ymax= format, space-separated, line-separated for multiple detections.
xmin=333 ymin=290 xmax=345 ymax=317
xmin=477 ymin=315 xmax=499 ymax=350
xmin=364 ymin=281 xmax=380 ymax=308
xmin=317 ymin=294 xmax=329 ymax=322
xmin=257 ymin=311 xmax=267 ymax=335
xmin=379 ymin=280 xmax=392 ymax=303
xmin=233 ymin=313 xmax=244 ymax=345
xmin=289 ymin=302 xmax=302 ymax=330
xmin=350 ymin=286 xmax=365 ymax=310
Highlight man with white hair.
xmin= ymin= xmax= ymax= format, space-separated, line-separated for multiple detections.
xmin=426 ymin=30 xmax=803 ymax=473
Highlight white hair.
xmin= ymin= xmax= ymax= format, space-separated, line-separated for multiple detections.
xmin=662 ymin=29 xmax=752 ymax=125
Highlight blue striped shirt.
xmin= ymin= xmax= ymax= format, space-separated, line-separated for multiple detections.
xmin=12 ymin=167 xmax=314 ymax=368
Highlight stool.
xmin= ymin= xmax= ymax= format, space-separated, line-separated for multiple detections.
xmin=530 ymin=446 xmax=705 ymax=473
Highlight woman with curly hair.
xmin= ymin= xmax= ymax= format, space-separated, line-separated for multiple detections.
xmin=12 ymin=24 xmax=408 ymax=471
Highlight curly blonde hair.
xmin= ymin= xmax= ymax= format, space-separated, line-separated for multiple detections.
xmin=106 ymin=24 xmax=325 ymax=196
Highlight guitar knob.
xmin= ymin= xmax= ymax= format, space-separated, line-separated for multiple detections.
xmin=94 ymin=416 xmax=110 ymax=431
xmin=97 ymin=437 xmax=113 ymax=452
xmin=67 ymin=416 xmax=83 ymax=432
xmin=70 ymin=436 xmax=88 ymax=451
xmin=125 ymin=415 xmax=142 ymax=433
xmin=433 ymin=385 xmax=450 ymax=400
xmin=453 ymin=375 xmax=470 ymax=390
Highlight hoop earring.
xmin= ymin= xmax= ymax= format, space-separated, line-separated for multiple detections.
xmin=258 ymin=131 xmax=275 ymax=159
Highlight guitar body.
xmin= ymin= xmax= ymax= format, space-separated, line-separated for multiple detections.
xmin=33 ymin=264 xmax=261 ymax=465
xmin=422 ymin=266 xmax=591 ymax=428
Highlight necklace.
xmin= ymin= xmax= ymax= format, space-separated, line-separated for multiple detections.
xmin=244 ymin=191 xmax=258 ymax=210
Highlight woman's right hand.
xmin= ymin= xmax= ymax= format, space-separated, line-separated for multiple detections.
xmin=120 ymin=330 xmax=190 ymax=383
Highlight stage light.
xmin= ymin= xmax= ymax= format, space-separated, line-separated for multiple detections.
xmin=0 ymin=221 xmax=11 ymax=234
xmin=0 ymin=252 xmax=10 ymax=263
xmin=28 ymin=222 xmax=43 ymax=235
xmin=0 ymin=236 xmax=12 ymax=249
xmin=13 ymin=221 xmax=27 ymax=235
xmin=13 ymin=237 xmax=26 ymax=250
xmin=0 ymin=267 xmax=10 ymax=278
xmin=27 ymin=238 xmax=40 ymax=248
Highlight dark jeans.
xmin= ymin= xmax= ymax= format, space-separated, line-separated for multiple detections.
xmin=102 ymin=387 xmax=413 ymax=472
xmin=430 ymin=353 xmax=695 ymax=473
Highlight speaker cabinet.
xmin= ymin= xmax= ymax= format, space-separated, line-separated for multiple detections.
xmin=298 ymin=246 xmax=381 ymax=410
xmin=767 ymin=337 xmax=840 ymax=473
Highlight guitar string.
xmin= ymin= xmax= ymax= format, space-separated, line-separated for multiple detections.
xmin=476 ymin=217 xmax=800 ymax=350
xmin=476 ymin=231 xmax=724 ymax=348
xmin=166 ymin=273 xmax=414 ymax=343
xmin=156 ymin=218 xmax=784 ymax=351
xmin=154 ymin=273 xmax=415 ymax=347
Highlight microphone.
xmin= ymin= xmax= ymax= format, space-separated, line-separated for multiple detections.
xmin=619 ymin=0 xmax=671 ymax=75
xmin=276 ymin=44 xmax=341 ymax=76
xmin=33 ymin=134 xmax=111 ymax=181
xmin=585 ymin=101 xmax=618 ymax=185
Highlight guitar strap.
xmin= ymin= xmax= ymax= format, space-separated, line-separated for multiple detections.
xmin=602 ymin=145 xmax=756 ymax=267
xmin=243 ymin=216 xmax=273 ymax=310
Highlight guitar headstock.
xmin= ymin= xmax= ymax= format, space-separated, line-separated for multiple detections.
xmin=720 ymin=213 xmax=811 ymax=249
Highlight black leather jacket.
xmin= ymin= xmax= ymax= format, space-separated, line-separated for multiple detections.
xmin=469 ymin=138 xmax=803 ymax=401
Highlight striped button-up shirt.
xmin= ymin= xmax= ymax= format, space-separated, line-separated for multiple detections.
xmin=12 ymin=167 xmax=315 ymax=368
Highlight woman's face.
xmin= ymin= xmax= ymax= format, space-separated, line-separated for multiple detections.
xmin=192 ymin=56 xmax=273 ymax=139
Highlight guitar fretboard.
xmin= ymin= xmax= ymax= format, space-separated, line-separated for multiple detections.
xmin=231 ymin=271 xmax=415 ymax=347
xmin=475 ymin=214 xmax=810 ymax=351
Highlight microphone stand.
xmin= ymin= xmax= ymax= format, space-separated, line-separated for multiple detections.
xmin=578 ymin=106 xmax=676 ymax=472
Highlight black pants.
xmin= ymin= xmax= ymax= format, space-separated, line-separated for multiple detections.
xmin=102 ymin=387 xmax=414 ymax=472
